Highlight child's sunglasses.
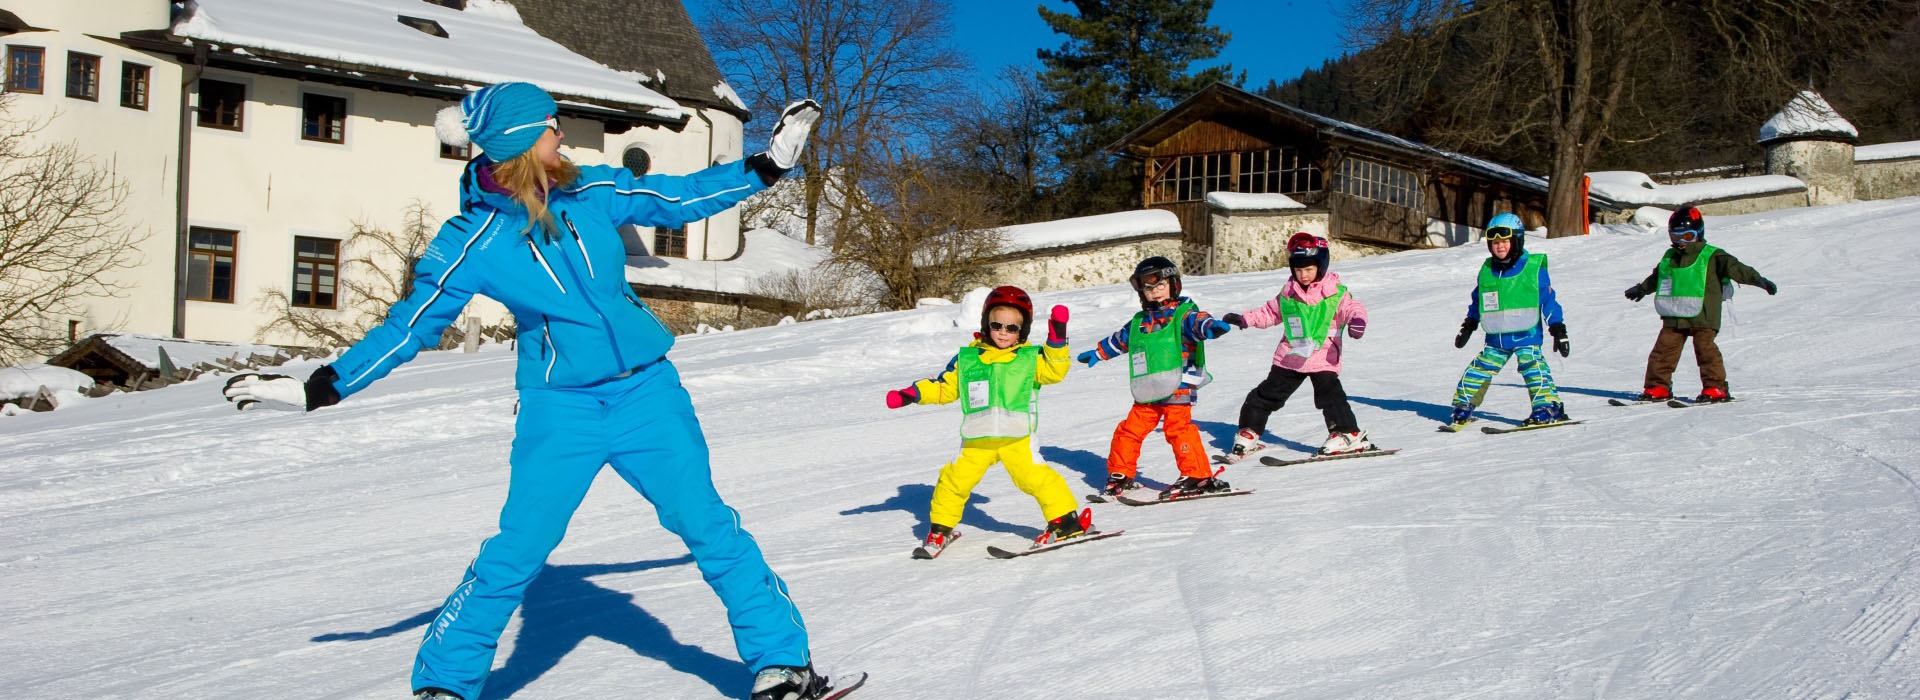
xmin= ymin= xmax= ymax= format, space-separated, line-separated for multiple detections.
xmin=1485 ymin=226 xmax=1521 ymax=241
xmin=988 ymin=321 xmax=1022 ymax=333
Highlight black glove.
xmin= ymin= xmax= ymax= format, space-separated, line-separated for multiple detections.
xmin=1548 ymin=322 xmax=1570 ymax=357
xmin=1757 ymin=277 xmax=1778 ymax=295
xmin=1624 ymin=285 xmax=1646 ymax=302
xmin=221 ymin=366 xmax=341 ymax=412
xmin=1453 ymin=318 xmax=1477 ymax=348
xmin=1221 ymin=312 xmax=1246 ymax=329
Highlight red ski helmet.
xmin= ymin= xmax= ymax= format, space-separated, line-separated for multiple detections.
xmin=981 ymin=285 xmax=1034 ymax=342
xmin=1286 ymin=232 xmax=1331 ymax=282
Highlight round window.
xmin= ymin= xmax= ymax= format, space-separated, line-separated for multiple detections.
xmin=622 ymin=145 xmax=651 ymax=176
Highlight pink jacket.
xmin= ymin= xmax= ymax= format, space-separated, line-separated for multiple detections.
xmin=1236 ymin=271 xmax=1368 ymax=374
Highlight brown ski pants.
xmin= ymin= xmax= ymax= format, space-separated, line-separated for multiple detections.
xmin=1643 ymin=327 xmax=1726 ymax=392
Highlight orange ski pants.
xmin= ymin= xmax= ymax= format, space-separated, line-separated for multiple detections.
xmin=1106 ymin=403 xmax=1212 ymax=480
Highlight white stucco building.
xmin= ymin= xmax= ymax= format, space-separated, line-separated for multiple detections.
xmin=2 ymin=0 xmax=753 ymax=349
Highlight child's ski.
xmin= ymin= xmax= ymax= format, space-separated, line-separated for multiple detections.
xmin=1212 ymin=446 xmax=1273 ymax=466
xmin=1258 ymin=447 xmax=1400 ymax=467
xmin=910 ymin=530 xmax=961 ymax=560
xmin=1437 ymin=418 xmax=1477 ymax=433
xmin=816 ymin=671 xmax=868 ymax=700
xmin=1607 ymin=397 xmax=1665 ymax=407
xmin=986 ymin=530 xmax=1124 ymax=559
xmin=1114 ymin=489 xmax=1254 ymax=506
xmin=1480 ymin=420 xmax=1583 ymax=435
xmin=1667 ymin=398 xmax=1738 ymax=409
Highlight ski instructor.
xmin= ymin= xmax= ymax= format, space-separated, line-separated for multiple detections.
xmin=220 ymin=82 xmax=841 ymax=700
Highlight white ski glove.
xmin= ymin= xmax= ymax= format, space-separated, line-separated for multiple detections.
xmin=222 ymin=373 xmax=309 ymax=412
xmin=766 ymin=99 xmax=821 ymax=170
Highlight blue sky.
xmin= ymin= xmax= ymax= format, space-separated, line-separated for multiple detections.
xmin=685 ymin=0 xmax=1349 ymax=93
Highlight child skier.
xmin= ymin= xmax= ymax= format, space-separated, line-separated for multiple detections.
xmin=1218 ymin=233 xmax=1372 ymax=460
xmin=1623 ymin=205 xmax=1778 ymax=403
xmin=1079 ymin=256 xmax=1236 ymax=499
xmin=1445 ymin=213 xmax=1572 ymax=428
xmin=883 ymin=285 xmax=1090 ymax=558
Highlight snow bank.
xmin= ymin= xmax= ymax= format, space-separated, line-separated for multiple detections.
xmin=0 ymin=364 xmax=92 ymax=398
xmin=625 ymin=228 xmax=827 ymax=294
xmin=175 ymin=0 xmax=682 ymax=114
xmin=1856 ymin=140 xmax=1920 ymax=162
xmin=1588 ymin=170 xmax=1806 ymax=207
xmin=1758 ymin=91 xmax=1858 ymax=144
xmin=1205 ymin=191 xmax=1307 ymax=211
xmin=995 ymin=210 xmax=1181 ymax=254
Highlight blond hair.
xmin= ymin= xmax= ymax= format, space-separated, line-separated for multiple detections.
xmin=489 ymin=150 xmax=580 ymax=240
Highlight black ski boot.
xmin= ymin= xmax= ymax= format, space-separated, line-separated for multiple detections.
xmin=413 ymin=689 xmax=462 ymax=700
xmin=751 ymin=664 xmax=830 ymax=700
xmin=1161 ymin=475 xmax=1230 ymax=500
xmin=1104 ymin=471 xmax=1139 ymax=496
xmin=1039 ymin=508 xmax=1090 ymax=544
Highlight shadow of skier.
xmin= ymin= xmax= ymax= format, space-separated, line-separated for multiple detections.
xmin=838 ymin=483 xmax=1037 ymax=538
xmin=311 ymin=555 xmax=743 ymax=699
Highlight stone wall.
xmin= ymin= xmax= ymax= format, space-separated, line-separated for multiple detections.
xmin=1856 ymin=158 xmax=1920 ymax=201
xmin=981 ymin=237 xmax=1186 ymax=293
xmin=1694 ymin=191 xmax=1813 ymax=217
xmin=1765 ymin=140 xmax=1856 ymax=205
xmin=1207 ymin=210 xmax=1335 ymax=274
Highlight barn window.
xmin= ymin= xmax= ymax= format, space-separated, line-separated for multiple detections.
xmin=1335 ymin=156 xmax=1422 ymax=210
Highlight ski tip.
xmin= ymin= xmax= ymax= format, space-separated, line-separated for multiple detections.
xmin=820 ymin=671 xmax=868 ymax=700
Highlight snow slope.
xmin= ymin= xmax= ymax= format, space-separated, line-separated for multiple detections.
xmin=5 ymin=198 xmax=1920 ymax=700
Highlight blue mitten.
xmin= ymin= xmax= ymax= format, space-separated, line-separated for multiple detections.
xmin=1077 ymin=349 xmax=1102 ymax=367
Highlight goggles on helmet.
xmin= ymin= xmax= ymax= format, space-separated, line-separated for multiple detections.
xmin=1669 ymin=227 xmax=1700 ymax=243
xmin=1485 ymin=226 xmax=1522 ymax=241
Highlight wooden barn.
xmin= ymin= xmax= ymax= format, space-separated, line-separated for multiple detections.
xmin=1109 ymin=83 xmax=1615 ymax=266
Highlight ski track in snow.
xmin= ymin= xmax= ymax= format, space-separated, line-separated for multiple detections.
xmin=6 ymin=197 xmax=1920 ymax=698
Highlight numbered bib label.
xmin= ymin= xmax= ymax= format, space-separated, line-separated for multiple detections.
xmin=966 ymin=380 xmax=989 ymax=409
xmin=1481 ymin=291 xmax=1501 ymax=311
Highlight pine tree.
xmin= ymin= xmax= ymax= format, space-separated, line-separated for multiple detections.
xmin=1037 ymin=0 xmax=1239 ymax=216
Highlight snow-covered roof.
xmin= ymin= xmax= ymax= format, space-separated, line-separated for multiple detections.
xmin=1856 ymin=140 xmax=1920 ymax=162
xmin=101 ymin=333 xmax=290 ymax=372
xmin=173 ymin=0 xmax=682 ymax=115
xmin=625 ymin=229 xmax=827 ymax=295
xmin=993 ymin=210 xmax=1182 ymax=255
xmin=0 ymin=364 xmax=92 ymax=399
xmin=1586 ymin=171 xmax=1807 ymax=208
xmin=1206 ymin=191 xmax=1307 ymax=211
xmin=1758 ymin=91 xmax=1857 ymax=144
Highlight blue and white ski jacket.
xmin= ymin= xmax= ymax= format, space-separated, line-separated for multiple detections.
xmin=328 ymin=157 xmax=766 ymax=398
xmin=1464 ymin=252 xmax=1565 ymax=351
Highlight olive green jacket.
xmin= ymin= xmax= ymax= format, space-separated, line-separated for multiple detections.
xmin=1630 ymin=242 xmax=1767 ymax=330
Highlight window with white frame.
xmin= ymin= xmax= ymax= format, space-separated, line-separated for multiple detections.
xmin=1149 ymin=148 xmax=1323 ymax=205
xmin=1335 ymin=156 xmax=1422 ymax=209
xmin=1238 ymin=147 xmax=1322 ymax=196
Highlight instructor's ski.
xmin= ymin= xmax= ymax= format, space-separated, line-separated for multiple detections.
xmin=986 ymin=530 xmax=1124 ymax=559
xmin=1258 ymin=447 xmax=1400 ymax=467
xmin=817 ymin=671 xmax=868 ymax=700
xmin=1480 ymin=420 xmax=1582 ymax=435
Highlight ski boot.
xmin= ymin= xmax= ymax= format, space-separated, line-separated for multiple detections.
xmin=1104 ymin=472 xmax=1140 ymax=497
xmin=1161 ymin=475 xmax=1231 ymax=500
xmin=1635 ymin=385 xmax=1672 ymax=402
xmin=414 ymin=689 xmax=462 ymax=700
xmin=1226 ymin=429 xmax=1266 ymax=461
xmin=1522 ymin=402 xmax=1569 ymax=426
xmin=751 ymin=664 xmax=831 ymax=700
xmin=1695 ymin=386 xmax=1734 ymax=403
xmin=1037 ymin=508 xmax=1091 ymax=545
xmin=912 ymin=524 xmax=959 ymax=559
xmin=1319 ymin=430 xmax=1372 ymax=455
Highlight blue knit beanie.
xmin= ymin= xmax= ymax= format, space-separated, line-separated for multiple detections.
xmin=434 ymin=82 xmax=556 ymax=161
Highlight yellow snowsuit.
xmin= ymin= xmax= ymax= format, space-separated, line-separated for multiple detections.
xmin=912 ymin=340 xmax=1078 ymax=529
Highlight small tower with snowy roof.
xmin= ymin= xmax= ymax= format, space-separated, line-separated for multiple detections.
xmin=1760 ymin=91 xmax=1858 ymax=206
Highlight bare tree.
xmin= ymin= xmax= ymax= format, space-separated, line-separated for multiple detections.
xmin=0 ymin=98 xmax=147 ymax=365
xmin=1342 ymin=0 xmax=1911 ymax=237
xmin=943 ymin=67 xmax=1067 ymax=224
xmin=703 ymin=0 xmax=968 ymax=248
xmin=829 ymin=141 xmax=1008 ymax=310
xmin=256 ymin=200 xmax=503 ymax=349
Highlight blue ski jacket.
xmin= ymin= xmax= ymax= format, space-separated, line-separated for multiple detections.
xmin=1464 ymin=251 xmax=1564 ymax=351
xmin=328 ymin=157 xmax=766 ymax=398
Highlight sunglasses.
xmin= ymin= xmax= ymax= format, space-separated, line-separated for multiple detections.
xmin=1485 ymin=227 xmax=1521 ymax=240
xmin=988 ymin=321 xmax=1022 ymax=333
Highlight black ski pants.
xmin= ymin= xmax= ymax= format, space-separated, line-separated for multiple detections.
xmin=1238 ymin=365 xmax=1360 ymax=436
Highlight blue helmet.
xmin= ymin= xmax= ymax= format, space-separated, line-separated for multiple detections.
xmin=1485 ymin=213 xmax=1526 ymax=263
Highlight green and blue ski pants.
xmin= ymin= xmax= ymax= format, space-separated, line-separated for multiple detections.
xmin=411 ymin=360 xmax=808 ymax=700
xmin=1451 ymin=345 xmax=1561 ymax=410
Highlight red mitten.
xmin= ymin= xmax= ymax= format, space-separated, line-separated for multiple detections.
xmin=885 ymin=385 xmax=920 ymax=409
xmin=1046 ymin=305 xmax=1069 ymax=346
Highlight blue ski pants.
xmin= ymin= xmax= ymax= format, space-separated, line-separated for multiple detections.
xmin=411 ymin=360 xmax=809 ymax=699
xmin=1451 ymin=344 xmax=1561 ymax=410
